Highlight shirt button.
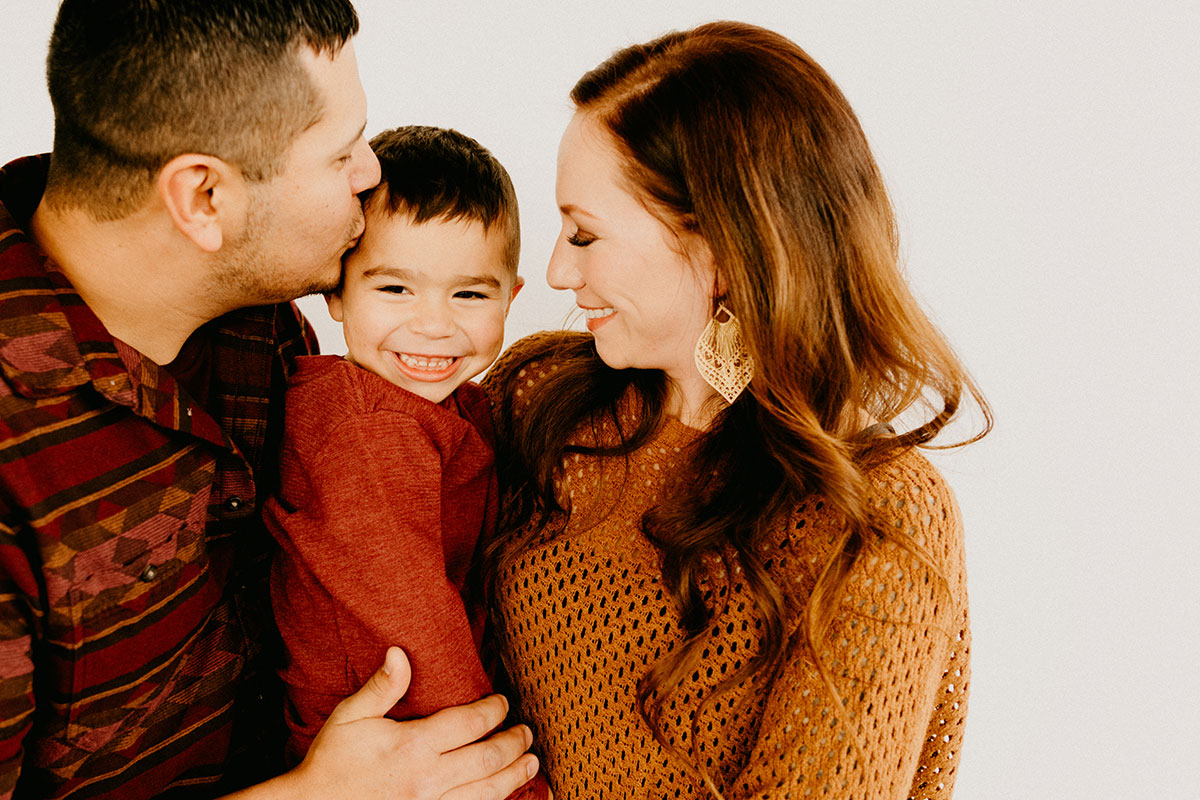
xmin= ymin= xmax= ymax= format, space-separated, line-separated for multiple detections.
xmin=140 ymin=564 xmax=159 ymax=582
xmin=224 ymin=496 xmax=243 ymax=512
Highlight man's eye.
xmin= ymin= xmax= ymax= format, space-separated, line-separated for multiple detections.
xmin=566 ymin=230 xmax=596 ymax=247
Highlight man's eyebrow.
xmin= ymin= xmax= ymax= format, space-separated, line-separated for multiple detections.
xmin=339 ymin=122 xmax=367 ymax=155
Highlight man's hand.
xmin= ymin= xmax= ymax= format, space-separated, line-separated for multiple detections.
xmin=225 ymin=647 xmax=541 ymax=800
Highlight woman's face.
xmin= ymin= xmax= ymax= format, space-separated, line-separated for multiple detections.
xmin=548 ymin=113 xmax=715 ymax=388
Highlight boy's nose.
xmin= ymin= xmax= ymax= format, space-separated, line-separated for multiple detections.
xmin=409 ymin=299 xmax=456 ymax=338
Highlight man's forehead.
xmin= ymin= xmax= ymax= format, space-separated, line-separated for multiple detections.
xmin=295 ymin=40 xmax=368 ymax=137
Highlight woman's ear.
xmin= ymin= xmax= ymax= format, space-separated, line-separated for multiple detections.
xmin=684 ymin=231 xmax=722 ymax=297
xmin=157 ymin=155 xmax=248 ymax=253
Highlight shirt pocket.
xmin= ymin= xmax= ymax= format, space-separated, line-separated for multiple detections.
xmin=43 ymin=460 xmax=218 ymax=751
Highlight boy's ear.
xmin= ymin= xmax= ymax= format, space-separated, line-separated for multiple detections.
xmin=506 ymin=277 xmax=525 ymax=311
xmin=326 ymin=291 xmax=345 ymax=322
xmin=157 ymin=154 xmax=247 ymax=253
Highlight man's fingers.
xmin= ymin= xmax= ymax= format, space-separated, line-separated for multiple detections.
xmin=441 ymin=752 xmax=542 ymax=800
xmin=439 ymin=722 xmax=534 ymax=787
xmin=416 ymin=693 xmax=511 ymax=753
xmin=325 ymin=646 xmax=411 ymax=725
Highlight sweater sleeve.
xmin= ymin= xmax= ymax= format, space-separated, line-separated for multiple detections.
xmin=268 ymin=410 xmax=494 ymax=753
xmin=727 ymin=456 xmax=970 ymax=800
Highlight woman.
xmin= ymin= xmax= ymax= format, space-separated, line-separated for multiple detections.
xmin=483 ymin=20 xmax=989 ymax=800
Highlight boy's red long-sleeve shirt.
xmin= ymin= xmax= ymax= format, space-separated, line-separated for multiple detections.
xmin=263 ymin=356 xmax=547 ymax=798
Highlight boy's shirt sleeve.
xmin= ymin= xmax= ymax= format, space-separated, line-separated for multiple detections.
xmin=267 ymin=406 xmax=495 ymax=752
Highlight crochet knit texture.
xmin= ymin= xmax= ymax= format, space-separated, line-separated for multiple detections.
xmin=484 ymin=334 xmax=971 ymax=800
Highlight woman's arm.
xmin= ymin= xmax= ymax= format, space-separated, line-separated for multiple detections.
xmin=730 ymin=455 xmax=969 ymax=799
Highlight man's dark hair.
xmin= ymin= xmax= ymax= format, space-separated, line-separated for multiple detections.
xmin=45 ymin=0 xmax=359 ymax=220
xmin=366 ymin=126 xmax=521 ymax=275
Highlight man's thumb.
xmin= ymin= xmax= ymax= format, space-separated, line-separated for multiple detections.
xmin=326 ymin=646 xmax=411 ymax=724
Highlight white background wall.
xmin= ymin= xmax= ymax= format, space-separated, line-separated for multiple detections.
xmin=3 ymin=2 xmax=1198 ymax=798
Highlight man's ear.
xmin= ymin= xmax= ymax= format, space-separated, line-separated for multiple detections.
xmin=506 ymin=276 xmax=525 ymax=311
xmin=157 ymin=154 xmax=248 ymax=253
xmin=326 ymin=291 xmax=345 ymax=322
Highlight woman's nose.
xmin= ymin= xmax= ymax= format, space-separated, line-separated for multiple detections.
xmin=546 ymin=237 xmax=584 ymax=291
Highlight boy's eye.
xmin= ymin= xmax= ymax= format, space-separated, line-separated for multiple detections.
xmin=377 ymin=284 xmax=411 ymax=294
xmin=566 ymin=230 xmax=596 ymax=247
xmin=454 ymin=290 xmax=491 ymax=300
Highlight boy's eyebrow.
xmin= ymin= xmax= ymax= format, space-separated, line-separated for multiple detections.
xmin=361 ymin=266 xmax=413 ymax=280
xmin=362 ymin=265 xmax=503 ymax=290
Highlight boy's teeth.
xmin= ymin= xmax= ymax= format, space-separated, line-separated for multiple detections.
xmin=398 ymin=354 xmax=455 ymax=371
xmin=583 ymin=307 xmax=616 ymax=319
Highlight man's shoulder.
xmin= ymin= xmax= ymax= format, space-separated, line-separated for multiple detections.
xmin=0 ymin=190 xmax=92 ymax=413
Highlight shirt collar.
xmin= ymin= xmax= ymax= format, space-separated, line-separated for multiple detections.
xmin=0 ymin=155 xmax=229 ymax=450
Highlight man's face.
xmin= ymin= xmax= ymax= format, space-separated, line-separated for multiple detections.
xmin=220 ymin=42 xmax=381 ymax=303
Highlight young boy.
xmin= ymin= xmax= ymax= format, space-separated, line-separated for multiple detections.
xmin=263 ymin=127 xmax=544 ymax=797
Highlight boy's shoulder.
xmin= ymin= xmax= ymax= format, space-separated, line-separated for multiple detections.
xmin=285 ymin=355 xmax=494 ymax=448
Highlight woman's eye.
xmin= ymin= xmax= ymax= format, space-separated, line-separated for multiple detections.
xmin=566 ymin=230 xmax=596 ymax=247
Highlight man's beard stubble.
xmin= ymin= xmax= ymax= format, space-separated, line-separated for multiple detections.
xmin=211 ymin=197 xmax=362 ymax=307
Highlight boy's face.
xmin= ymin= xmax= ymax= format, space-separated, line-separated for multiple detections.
xmin=329 ymin=211 xmax=521 ymax=403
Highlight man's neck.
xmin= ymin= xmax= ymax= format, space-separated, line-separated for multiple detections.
xmin=30 ymin=199 xmax=219 ymax=365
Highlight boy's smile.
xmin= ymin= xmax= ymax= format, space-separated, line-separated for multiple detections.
xmin=329 ymin=210 xmax=521 ymax=403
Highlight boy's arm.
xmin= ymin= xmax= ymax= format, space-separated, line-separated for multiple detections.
xmin=278 ymin=411 xmax=498 ymax=723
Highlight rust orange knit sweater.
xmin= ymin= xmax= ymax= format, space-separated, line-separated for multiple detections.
xmin=484 ymin=335 xmax=970 ymax=800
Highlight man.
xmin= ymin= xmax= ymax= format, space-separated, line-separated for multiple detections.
xmin=0 ymin=2 xmax=538 ymax=798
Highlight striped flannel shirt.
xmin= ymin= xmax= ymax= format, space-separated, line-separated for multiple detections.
xmin=0 ymin=156 xmax=315 ymax=798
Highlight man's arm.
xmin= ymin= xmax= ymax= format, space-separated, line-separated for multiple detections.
xmin=0 ymin=520 xmax=38 ymax=798
xmin=223 ymin=647 xmax=541 ymax=800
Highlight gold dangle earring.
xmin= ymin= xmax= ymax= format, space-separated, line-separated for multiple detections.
xmin=694 ymin=301 xmax=754 ymax=403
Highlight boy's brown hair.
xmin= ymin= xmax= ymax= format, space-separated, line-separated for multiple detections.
xmin=366 ymin=126 xmax=521 ymax=276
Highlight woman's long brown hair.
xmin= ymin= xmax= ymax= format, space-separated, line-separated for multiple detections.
xmin=486 ymin=20 xmax=991 ymax=796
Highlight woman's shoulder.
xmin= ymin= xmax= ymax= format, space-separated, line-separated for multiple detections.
xmin=775 ymin=447 xmax=966 ymax=602
xmin=481 ymin=330 xmax=592 ymax=409
xmin=863 ymin=447 xmax=964 ymax=564
xmin=859 ymin=447 xmax=968 ymax=610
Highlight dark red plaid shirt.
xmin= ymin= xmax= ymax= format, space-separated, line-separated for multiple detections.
xmin=0 ymin=156 xmax=315 ymax=798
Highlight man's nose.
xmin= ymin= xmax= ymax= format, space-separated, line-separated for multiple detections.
xmin=350 ymin=136 xmax=381 ymax=195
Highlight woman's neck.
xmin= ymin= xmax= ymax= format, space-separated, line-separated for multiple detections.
xmin=665 ymin=371 xmax=724 ymax=430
